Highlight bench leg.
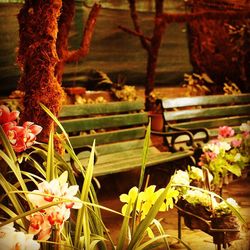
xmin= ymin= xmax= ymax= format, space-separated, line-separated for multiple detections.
xmin=178 ymin=211 xmax=182 ymax=240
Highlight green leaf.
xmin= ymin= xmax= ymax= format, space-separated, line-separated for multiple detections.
xmin=39 ymin=103 xmax=72 ymax=149
xmin=128 ymin=180 xmax=172 ymax=250
xmin=0 ymin=125 xmax=17 ymax=162
xmin=46 ymin=129 xmax=55 ymax=181
xmin=225 ymin=164 xmax=241 ymax=176
xmin=116 ymin=199 xmax=132 ymax=250
xmin=74 ymin=141 xmax=95 ymax=248
xmin=138 ymin=120 xmax=151 ymax=192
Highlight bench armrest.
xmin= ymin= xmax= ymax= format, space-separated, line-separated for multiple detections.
xmin=168 ymin=124 xmax=210 ymax=145
xmin=151 ymin=130 xmax=194 ymax=152
xmin=70 ymin=145 xmax=98 ymax=176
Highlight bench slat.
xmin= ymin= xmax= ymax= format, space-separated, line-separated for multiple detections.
xmin=60 ymin=112 xmax=148 ymax=132
xmin=93 ymin=150 xmax=193 ymax=176
xmin=95 ymin=139 xmax=145 ymax=155
xmin=95 ymin=147 xmax=159 ymax=165
xmin=59 ymin=100 xmax=145 ymax=117
xmin=164 ymin=105 xmax=250 ymax=121
xmin=161 ymin=94 xmax=250 ymax=109
xmin=69 ymin=127 xmax=146 ymax=148
xmin=170 ymin=116 xmax=250 ymax=130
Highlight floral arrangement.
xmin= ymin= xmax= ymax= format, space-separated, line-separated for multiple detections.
xmin=171 ymin=167 xmax=242 ymax=219
xmin=198 ymin=123 xmax=250 ymax=185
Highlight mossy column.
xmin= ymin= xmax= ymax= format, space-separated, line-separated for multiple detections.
xmin=17 ymin=0 xmax=64 ymax=142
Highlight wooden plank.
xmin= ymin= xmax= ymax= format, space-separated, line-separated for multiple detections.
xmin=95 ymin=147 xmax=160 ymax=165
xmin=161 ymin=94 xmax=250 ymax=109
xmin=59 ymin=100 xmax=145 ymax=117
xmin=69 ymin=127 xmax=146 ymax=148
xmin=95 ymin=139 xmax=146 ymax=155
xmin=60 ymin=112 xmax=148 ymax=132
xmin=164 ymin=105 xmax=250 ymax=121
xmin=64 ymin=139 xmax=154 ymax=162
xmin=170 ymin=116 xmax=250 ymax=130
xmin=93 ymin=150 xmax=193 ymax=176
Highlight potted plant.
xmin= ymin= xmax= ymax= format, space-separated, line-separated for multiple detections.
xmin=198 ymin=123 xmax=250 ymax=187
xmin=171 ymin=167 xmax=244 ymax=246
xmin=148 ymin=91 xmax=164 ymax=132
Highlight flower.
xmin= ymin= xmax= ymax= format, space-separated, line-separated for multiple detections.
xmin=183 ymin=189 xmax=215 ymax=208
xmin=214 ymin=198 xmax=239 ymax=216
xmin=240 ymin=121 xmax=250 ymax=133
xmin=218 ymin=126 xmax=235 ymax=138
xmin=231 ymin=138 xmax=242 ymax=148
xmin=2 ymin=121 xmax=42 ymax=153
xmin=27 ymin=172 xmax=82 ymax=240
xmin=0 ymin=105 xmax=19 ymax=125
xmin=171 ymin=170 xmax=190 ymax=186
xmin=0 ymin=222 xmax=40 ymax=250
xmin=120 ymin=186 xmax=140 ymax=215
xmin=188 ymin=166 xmax=213 ymax=183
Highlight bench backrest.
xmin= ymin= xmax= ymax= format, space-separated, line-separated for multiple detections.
xmin=161 ymin=93 xmax=250 ymax=137
xmin=58 ymin=100 xmax=148 ymax=153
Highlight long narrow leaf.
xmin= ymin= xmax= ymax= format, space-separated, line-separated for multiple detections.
xmin=138 ymin=120 xmax=151 ymax=192
xmin=74 ymin=141 xmax=95 ymax=248
xmin=116 ymin=199 xmax=132 ymax=250
xmin=46 ymin=129 xmax=55 ymax=181
xmin=39 ymin=103 xmax=72 ymax=148
xmin=0 ymin=125 xmax=17 ymax=162
xmin=136 ymin=234 xmax=191 ymax=250
xmin=128 ymin=180 xmax=173 ymax=250
xmin=0 ymin=173 xmax=26 ymax=228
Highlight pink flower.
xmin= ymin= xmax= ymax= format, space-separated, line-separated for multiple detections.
xmin=0 ymin=105 xmax=19 ymax=124
xmin=27 ymin=213 xmax=52 ymax=241
xmin=218 ymin=126 xmax=235 ymax=138
xmin=2 ymin=121 xmax=42 ymax=152
xmin=231 ymin=139 xmax=242 ymax=148
xmin=198 ymin=151 xmax=217 ymax=166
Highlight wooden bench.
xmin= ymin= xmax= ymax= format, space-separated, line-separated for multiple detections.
xmin=158 ymin=93 xmax=250 ymax=153
xmin=58 ymin=99 xmax=194 ymax=177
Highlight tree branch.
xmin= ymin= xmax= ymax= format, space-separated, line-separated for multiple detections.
xmin=162 ymin=10 xmax=250 ymax=23
xmin=65 ymin=3 xmax=101 ymax=62
xmin=128 ymin=0 xmax=150 ymax=51
xmin=118 ymin=25 xmax=151 ymax=42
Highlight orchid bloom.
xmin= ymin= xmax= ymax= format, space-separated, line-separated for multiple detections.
xmin=27 ymin=213 xmax=52 ymax=241
xmin=218 ymin=126 xmax=235 ymax=138
xmin=27 ymin=172 xmax=82 ymax=211
xmin=2 ymin=121 xmax=42 ymax=153
xmin=27 ymin=172 xmax=82 ymax=240
xmin=0 ymin=105 xmax=19 ymax=125
xmin=0 ymin=222 xmax=40 ymax=250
